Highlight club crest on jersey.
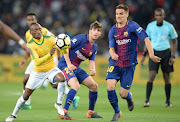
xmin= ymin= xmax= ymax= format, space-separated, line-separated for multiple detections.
xmin=124 ymin=31 xmax=128 ymax=37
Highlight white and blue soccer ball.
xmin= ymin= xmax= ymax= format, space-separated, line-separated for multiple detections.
xmin=55 ymin=33 xmax=71 ymax=50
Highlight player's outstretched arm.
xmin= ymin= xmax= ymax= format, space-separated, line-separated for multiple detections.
xmin=29 ymin=46 xmax=54 ymax=66
xmin=63 ymin=49 xmax=77 ymax=71
xmin=144 ymin=37 xmax=161 ymax=63
xmin=0 ymin=20 xmax=30 ymax=67
xmin=89 ymin=60 xmax=96 ymax=76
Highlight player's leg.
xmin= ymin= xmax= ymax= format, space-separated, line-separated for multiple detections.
xmin=61 ymin=77 xmax=80 ymax=120
xmin=48 ymin=68 xmax=66 ymax=116
xmin=57 ymin=67 xmax=80 ymax=120
xmin=163 ymin=72 xmax=172 ymax=107
xmin=106 ymin=65 xmax=122 ymax=121
xmin=22 ymin=74 xmax=32 ymax=110
xmin=120 ymin=66 xmax=135 ymax=111
xmin=161 ymin=49 xmax=173 ymax=107
xmin=82 ymin=76 xmax=103 ymax=118
xmin=22 ymin=60 xmax=34 ymax=110
xmin=6 ymin=88 xmax=34 ymax=122
xmin=144 ymin=56 xmax=159 ymax=107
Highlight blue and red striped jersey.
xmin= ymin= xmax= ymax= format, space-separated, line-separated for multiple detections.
xmin=108 ymin=20 xmax=148 ymax=67
xmin=59 ymin=34 xmax=97 ymax=67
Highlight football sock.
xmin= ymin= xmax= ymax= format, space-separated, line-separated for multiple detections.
xmin=126 ymin=92 xmax=132 ymax=101
xmin=88 ymin=91 xmax=97 ymax=111
xmin=64 ymin=84 xmax=70 ymax=95
xmin=57 ymin=82 xmax=66 ymax=104
xmin=146 ymin=82 xmax=153 ymax=102
xmin=165 ymin=84 xmax=171 ymax=103
xmin=107 ymin=90 xmax=120 ymax=113
xmin=23 ymin=90 xmax=31 ymax=105
xmin=64 ymin=89 xmax=77 ymax=110
xmin=12 ymin=96 xmax=26 ymax=117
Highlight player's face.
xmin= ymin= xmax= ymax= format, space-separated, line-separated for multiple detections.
xmin=154 ymin=11 xmax=165 ymax=24
xmin=116 ymin=9 xmax=128 ymax=24
xmin=30 ymin=24 xmax=42 ymax=39
xmin=89 ymin=28 xmax=102 ymax=40
xmin=27 ymin=15 xmax=37 ymax=27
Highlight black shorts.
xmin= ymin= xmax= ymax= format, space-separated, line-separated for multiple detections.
xmin=148 ymin=49 xmax=174 ymax=73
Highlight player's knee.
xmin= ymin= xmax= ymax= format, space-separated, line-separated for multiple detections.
xmin=107 ymin=85 xmax=115 ymax=91
xmin=23 ymin=94 xmax=30 ymax=100
xmin=55 ymin=73 xmax=66 ymax=82
xmin=72 ymin=83 xmax=80 ymax=91
xmin=119 ymin=91 xmax=127 ymax=98
xmin=90 ymin=82 xmax=98 ymax=91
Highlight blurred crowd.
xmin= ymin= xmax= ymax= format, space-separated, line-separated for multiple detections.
xmin=0 ymin=0 xmax=180 ymax=56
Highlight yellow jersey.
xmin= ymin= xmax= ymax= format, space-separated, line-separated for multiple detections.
xmin=27 ymin=35 xmax=56 ymax=72
xmin=25 ymin=27 xmax=60 ymax=58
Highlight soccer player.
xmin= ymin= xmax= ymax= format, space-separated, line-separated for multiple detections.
xmin=141 ymin=8 xmax=178 ymax=107
xmin=20 ymin=13 xmax=79 ymax=110
xmin=106 ymin=4 xmax=161 ymax=121
xmin=5 ymin=23 xmax=67 ymax=122
xmin=0 ymin=20 xmax=30 ymax=60
xmin=58 ymin=21 xmax=103 ymax=120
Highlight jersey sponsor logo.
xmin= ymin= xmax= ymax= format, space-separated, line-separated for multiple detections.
xmin=136 ymin=27 xmax=143 ymax=33
xmin=116 ymin=39 xmax=131 ymax=45
xmin=72 ymin=38 xmax=77 ymax=44
xmin=114 ymin=35 xmax=119 ymax=37
xmin=75 ymin=50 xmax=87 ymax=60
xmin=124 ymin=31 xmax=128 ymax=37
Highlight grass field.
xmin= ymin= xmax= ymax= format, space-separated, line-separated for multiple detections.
xmin=0 ymin=82 xmax=180 ymax=122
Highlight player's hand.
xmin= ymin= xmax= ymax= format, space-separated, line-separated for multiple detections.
xmin=19 ymin=59 xmax=26 ymax=68
xmin=150 ymin=55 xmax=161 ymax=63
xmin=67 ymin=63 xmax=77 ymax=71
xmin=111 ymin=53 xmax=119 ymax=60
xmin=90 ymin=70 xmax=96 ymax=76
xmin=169 ymin=56 xmax=174 ymax=65
xmin=140 ymin=56 xmax=145 ymax=65
xmin=50 ymin=47 xmax=56 ymax=56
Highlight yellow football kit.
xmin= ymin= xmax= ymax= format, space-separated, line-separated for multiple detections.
xmin=25 ymin=27 xmax=59 ymax=58
xmin=27 ymin=35 xmax=68 ymax=72
xmin=27 ymin=35 xmax=56 ymax=72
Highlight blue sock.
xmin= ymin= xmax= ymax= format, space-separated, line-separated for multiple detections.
xmin=88 ymin=91 xmax=97 ymax=111
xmin=126 ymin=92 xmax=132 ymax=101
xmin=64 ymin=89 xmax=77 ymax=110
xmin=107 ymin=90 xmax=120 ymax=113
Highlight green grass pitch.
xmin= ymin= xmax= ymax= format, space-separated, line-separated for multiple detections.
xmin=0 ymin=82 xmax=180 ymax=122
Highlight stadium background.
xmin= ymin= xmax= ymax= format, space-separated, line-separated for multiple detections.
xmin=0 ymin=0 xmax=180 ymax=84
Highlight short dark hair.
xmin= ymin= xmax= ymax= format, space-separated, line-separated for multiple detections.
xmin=116 ymin=4 xmax=129 ymax=13
xmin=155 ymin=8 xmax=165 ymax=14
xmin=90 ymin=20 xmax=102 ymax=30
xmin=27 ymin=12 xmax=37 ymax=17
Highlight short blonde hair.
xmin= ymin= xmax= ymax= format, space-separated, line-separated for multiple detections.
xmin=116 ymin=4 xmax=129 ymax=13
xmin=90 ymin=20 xmax=102 ymax=30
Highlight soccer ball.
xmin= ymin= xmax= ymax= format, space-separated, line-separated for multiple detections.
xmin=55 ymin=33 xmax=71 ymax=50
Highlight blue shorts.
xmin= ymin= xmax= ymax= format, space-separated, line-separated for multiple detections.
xmin=59 ymin=63 xmax=89 ymax=84
xmin=106 ymin=65 xmax=136 ymax=90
